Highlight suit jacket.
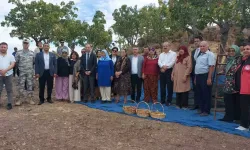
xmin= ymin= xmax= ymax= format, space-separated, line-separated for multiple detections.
xmin=191 ymin=49 xmax=196 ymax=75
xmin=129 ymin=55 xmax=144 ymax=78
xmin=35 ymin=52 xmax=57 ymax=77
xmin=80 ymin=51 xmax=97 ymax=76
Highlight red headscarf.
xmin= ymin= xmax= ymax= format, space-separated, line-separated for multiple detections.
xmin=176 ymin=46 xmax=189 ymax=63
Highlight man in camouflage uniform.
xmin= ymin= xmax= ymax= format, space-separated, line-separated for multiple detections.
xmin=15 ymin=39 xmax=35 ymax=105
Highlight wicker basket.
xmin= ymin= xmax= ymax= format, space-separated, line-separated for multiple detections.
xmin=136 ymin=101 xmax=150 ymax=117
xmin=123 ymin=100 xmax=137 ymax=114
xmin=150 ymin=102 xmax=166 ymax=119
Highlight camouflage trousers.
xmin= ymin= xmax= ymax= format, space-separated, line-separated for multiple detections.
xmin=18 ymin=72 xmax=34 ymax=98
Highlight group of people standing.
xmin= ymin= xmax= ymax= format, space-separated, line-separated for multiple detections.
xmin=0 ymin=37 xmax=250 ymax=131
xmin=219 ymin=43 xmax=250 ymax=131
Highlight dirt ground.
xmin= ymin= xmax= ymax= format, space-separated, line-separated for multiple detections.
xmin=0 ymin=79 xmax=249 ymax=150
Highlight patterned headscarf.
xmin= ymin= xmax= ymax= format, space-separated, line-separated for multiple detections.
xmin=225 ymin=45 xmax=241 ymax=74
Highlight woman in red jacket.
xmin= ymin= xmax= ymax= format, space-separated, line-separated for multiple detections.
xmin=142 ymin=48 xmax=159 ymax=103
xmin=235 ymin=43 xmax=250 ymax=131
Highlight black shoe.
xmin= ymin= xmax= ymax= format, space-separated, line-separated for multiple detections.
xmin=38 ymin=101 xmax=44 ymax=105
xmin=161 ymin=101 xmax=165 ymax=104
xmin=219 ymin=118 xmax=233 ymax=123
xmin=190 ymin=105 xmax=199 ymax=110
xmin=91 ymin=100 xmax=95 ymax=103
xmin=84 ymin=100 xmax=88 ymax=103
xmin=47 ymin=99 xmax=53 ymax=103
xmin=200 ymin=112 xmax=209 ymax=117
xmin=7 ymin=103 xmax=12 ymax=110
xmin=166 ymin=102 xmax=171 ymax=106
xmin=197 ymin=110 xmax=202 ymax=114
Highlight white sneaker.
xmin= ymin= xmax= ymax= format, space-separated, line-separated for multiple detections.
xmin=235 ymin=126 xmax=249 ymax=131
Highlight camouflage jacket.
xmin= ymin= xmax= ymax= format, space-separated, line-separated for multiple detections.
xmin=15 ymin=49 xmax=35 ymax=73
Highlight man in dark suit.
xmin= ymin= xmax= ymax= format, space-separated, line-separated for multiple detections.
xmin=110 ymin=47 xmax=121 ymax=97
xmin=35 ymin=43 xmax=57 ymax=105
xmin=80 ymin=44 xmax=97 ymax=103
xmin=190 ymin=35 xmax=203 ymax=110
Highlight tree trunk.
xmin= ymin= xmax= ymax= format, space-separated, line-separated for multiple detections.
xmin=220 ymin=22 xmax=230 ymax=54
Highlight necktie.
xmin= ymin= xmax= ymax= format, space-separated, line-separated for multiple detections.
xmin=86 ymin=53 xmax=89 ymax=70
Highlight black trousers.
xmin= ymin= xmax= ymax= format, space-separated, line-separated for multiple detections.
xmin=176 ymin=92 xmax=189 ymax=108
xmin=13 ymin=66 xmax=19 ymax=77
xmin=160 ymin=68 xmax=173 ymax=103
xmin=39 ymin=70 xmax=54 ymax=102
xmin=240 ymin=94 xmax=250 ymax=128
xmin=223 ymin=93 xmax=241 ymax=121
xmin=131 ymin=74 xmax=142 ymax=101
xmin=83 ymin=75 xmax=95 ymax=101
xmin=191 ymin=72 xmax=198 ymax=107
xmin=196 ymin=73 xmax=212 ymax=113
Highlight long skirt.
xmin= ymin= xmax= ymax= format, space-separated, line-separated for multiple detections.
xmin=56 ymin=76 xmax=69 ymax=100
xmin=144 ymin=75 xmax=158 ymax=103
xmin=69 ymin=75 xmax=81 ymax=102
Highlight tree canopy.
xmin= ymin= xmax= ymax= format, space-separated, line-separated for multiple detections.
xmin=1 ymin=0 xmax=250 ymax=49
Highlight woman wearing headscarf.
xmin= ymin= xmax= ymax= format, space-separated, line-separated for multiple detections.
xmin=235 ymin=43 xmax=250 ymax=131
xmin=95 ymin=50 xmax=102 ymax=100
xmin=56 ymin=48 xmax=70 ymax=101
xmin=113 ymin=49 xmax=131 ymax=103
xmin=219 ymin=45 xmax=242 ymax=122
xmin=142 ymin=48 xmax=159 ymax=103
xmin=97 ymin=50 xmax=114 ymax=103
xmin=171 ymin=46 xmax=192 ymax=109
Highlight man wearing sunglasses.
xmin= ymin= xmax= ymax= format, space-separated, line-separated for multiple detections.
xmin=110 ymin=47 xmax=120 ymax=66
xmin=56 ymin=39 xmax=69 ymax=57
xmin=15 ymin=39 xmax=35 ymax=106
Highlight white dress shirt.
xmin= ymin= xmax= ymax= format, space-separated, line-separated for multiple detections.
xmin=44 ymin=52 xmax=50 ymax=69
xmin=112 ymin=56 xmax=117 ymax=65
xmin=158 ymin=50 xmax=177 ymax=69
xmin=131 ymin=56 xmax=138 ymax=74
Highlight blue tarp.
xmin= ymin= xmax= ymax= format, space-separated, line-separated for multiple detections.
xmin=76 ymin=99 xmax=250 ymax=138
xmin=76 ymin=74 xmax=250 ymax=138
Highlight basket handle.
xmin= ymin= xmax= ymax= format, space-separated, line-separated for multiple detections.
xmin=151 ymin=102 xmax=164 ymax=113
xmin=123 ymin=100 xmax=137 ymax=107
xmin=137 ymin=101 xmax=150 ymax=110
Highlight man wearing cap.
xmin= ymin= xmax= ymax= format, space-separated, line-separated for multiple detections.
xmin=15 ymin=39 xmax=35 ymax=106
xmin=57 ymin=40 xmax=69 ymax=57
